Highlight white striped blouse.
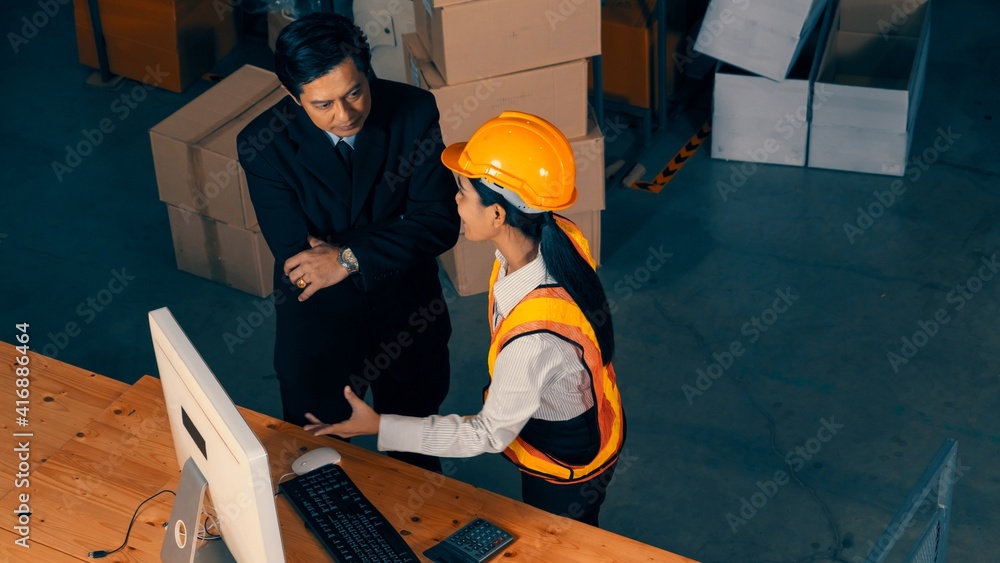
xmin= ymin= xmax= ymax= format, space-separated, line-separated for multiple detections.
xmin=377 ymin=247 xmax=595 ymax=458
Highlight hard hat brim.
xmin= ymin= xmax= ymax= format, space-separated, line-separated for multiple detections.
xmin=440 ymin=142 xmax=469 ymax=177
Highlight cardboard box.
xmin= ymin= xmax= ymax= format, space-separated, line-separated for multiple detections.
xmin=441 ymin=210 xmax=602 ymax=296
xmin=150 ymin=66 xmax=290 ymax=230
xmin=74 ymin=0 xmax=237 ymax=92
xmin=268 ymin=9 xmax=295 ymax=52
xmin=808 ymin=0 xmax=931 ymax=176
xmin=694 ymin=0 xmax=828 ymax=82
xmin=403 ymin=33 xmax=588 ymax=145
xmin=711 ymin=5 xmax=831 ymax=166
xmin=568 ymin=120 xmax=606 ymax=213
xmin=589 ymin=0 xmax=671 ymax=109
xmin=414 ymin=0 xmax=600 ymax=85
xmin=166 ymin=205 xmax=275 ymax=297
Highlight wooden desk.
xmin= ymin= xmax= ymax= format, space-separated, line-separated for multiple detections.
xmin=0 ymin=342 xmax=696 ymax=562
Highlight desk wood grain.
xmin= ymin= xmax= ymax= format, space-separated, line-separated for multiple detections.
xmin=0 ymin=342 xmax=129 ymax=500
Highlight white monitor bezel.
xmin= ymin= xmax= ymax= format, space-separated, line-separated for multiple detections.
xmin=150 ymin=307 xmax=284 ymax=563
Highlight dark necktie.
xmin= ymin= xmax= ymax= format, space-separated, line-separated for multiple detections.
xmin=336 ymin=139 xmax=353 ymax=177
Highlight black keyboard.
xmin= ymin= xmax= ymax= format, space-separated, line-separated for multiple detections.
xmin=279 ymin=464 xmax=419 ymax=562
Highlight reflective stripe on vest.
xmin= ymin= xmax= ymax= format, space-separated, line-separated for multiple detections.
xmin=485 ymin=216 xmax=625 ymax=483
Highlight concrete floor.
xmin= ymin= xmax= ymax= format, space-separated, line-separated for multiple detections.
xmin=2 ymin=2 xmax=998 ymax=562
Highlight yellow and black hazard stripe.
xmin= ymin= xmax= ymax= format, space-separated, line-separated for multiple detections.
xmin=631 ymin=122 xmax=711 ymax=193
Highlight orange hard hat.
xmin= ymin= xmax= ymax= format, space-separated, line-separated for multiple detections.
xmin=441 ymin=111 xmax=577 ymax=211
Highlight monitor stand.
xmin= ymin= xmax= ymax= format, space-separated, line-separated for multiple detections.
xmin=161 ymin=458 xmax=237 ymax=563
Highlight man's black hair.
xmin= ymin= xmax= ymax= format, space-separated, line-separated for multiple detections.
xmin=274 ymin=13 xmax=375 ymax=99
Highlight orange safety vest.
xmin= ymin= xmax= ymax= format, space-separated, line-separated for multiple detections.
xmin=485 ymin=216 xmax=626 ymax=484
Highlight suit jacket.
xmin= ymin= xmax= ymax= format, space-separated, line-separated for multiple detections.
xmin=237 ymin=78 xmax=460 ymax=369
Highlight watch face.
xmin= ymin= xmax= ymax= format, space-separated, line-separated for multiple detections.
xmin=341 ymin=247 xmax=358 ymax=272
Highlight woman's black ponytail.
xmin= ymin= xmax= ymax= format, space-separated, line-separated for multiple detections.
xmin=474 ymin=182 xmax=615 ymax=365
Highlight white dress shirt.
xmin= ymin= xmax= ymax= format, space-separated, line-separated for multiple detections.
xmin=324 ymin=131 xmax=357 ymax=149
xmin=378 ymin=247 xmax=595 ymax=457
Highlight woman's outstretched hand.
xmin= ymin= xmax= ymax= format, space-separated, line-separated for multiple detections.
xmin=303 ymin=386 xmax=380 ymax=439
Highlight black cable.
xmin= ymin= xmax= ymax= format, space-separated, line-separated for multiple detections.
xmin=88 ymin=489 xmax=176 ymax=559
xmin=201 ymin=513 xmax=222 ymax=541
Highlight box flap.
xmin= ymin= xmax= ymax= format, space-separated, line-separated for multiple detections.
xmin=786 ymin=0 xmax=829 ymax=73
xmin=839 ymin=0 xmax=927 ymax=37
xmin=200 ymin=89 xmax=289 ymax=158
xmin=403 ymin=32 xmax=432 ymax=63
xmin=150 ymin=66 xmax=279 ymax=143
xmin=695 ymin=0 xmax=830 ymax=81
xmin=827 ymin=32 xmax=919 ymax=85
xmin=405 ymin=33 xmax=446 ymax=90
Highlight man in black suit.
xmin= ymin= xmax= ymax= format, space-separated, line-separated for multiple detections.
xmin=237 ymin=13 xmax=459 ymax=472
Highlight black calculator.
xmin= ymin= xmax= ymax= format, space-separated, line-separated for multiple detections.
xmin=422 ymin=517 xmax=515 ymax=563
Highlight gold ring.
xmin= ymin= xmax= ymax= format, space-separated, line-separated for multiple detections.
xmin=296 ymin=277 xmax=308 ymax=289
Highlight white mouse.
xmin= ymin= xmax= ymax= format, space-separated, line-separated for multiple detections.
xmin=291 ymin=447 xmax=342 ymax=475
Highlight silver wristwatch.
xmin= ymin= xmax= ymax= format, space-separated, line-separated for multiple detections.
xmin=339 ymin=246 xmax=360 ymax=275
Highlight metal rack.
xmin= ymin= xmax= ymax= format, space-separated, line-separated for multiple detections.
xmin=86 ymin=0 xmax=112 ymax=83
xmin=591 ymin=0 xmax=669 ymax=150
xmin=593 ymin=0 xmax=667 ymax=181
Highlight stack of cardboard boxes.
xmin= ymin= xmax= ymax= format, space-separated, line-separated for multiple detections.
xmin=73 ymin=0 xmax=238 ymax=92
xmin=149 ymin=66 xmax=286 ymax=297
xmin=403 ymin=0 xmax=604 ymax=296
xmin=700 ymin=0 xmax=931 ymax=176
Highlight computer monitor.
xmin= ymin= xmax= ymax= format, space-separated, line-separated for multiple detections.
xmin=149 ymin=307 xmax=284 ymax=562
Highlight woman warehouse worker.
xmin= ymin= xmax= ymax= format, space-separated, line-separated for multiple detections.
xmin=304 ymin=112 xmax=626 ymax=525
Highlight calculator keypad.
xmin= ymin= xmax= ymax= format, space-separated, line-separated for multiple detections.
xmin=445 ymin=518 xmax=514 ymax=561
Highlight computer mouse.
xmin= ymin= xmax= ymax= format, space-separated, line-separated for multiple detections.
xmin=292 ymin=447 xmax=342 ymax=475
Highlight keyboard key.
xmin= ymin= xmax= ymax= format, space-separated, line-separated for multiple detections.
xmin=280 ymin=465 xmax=419 ymax=562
